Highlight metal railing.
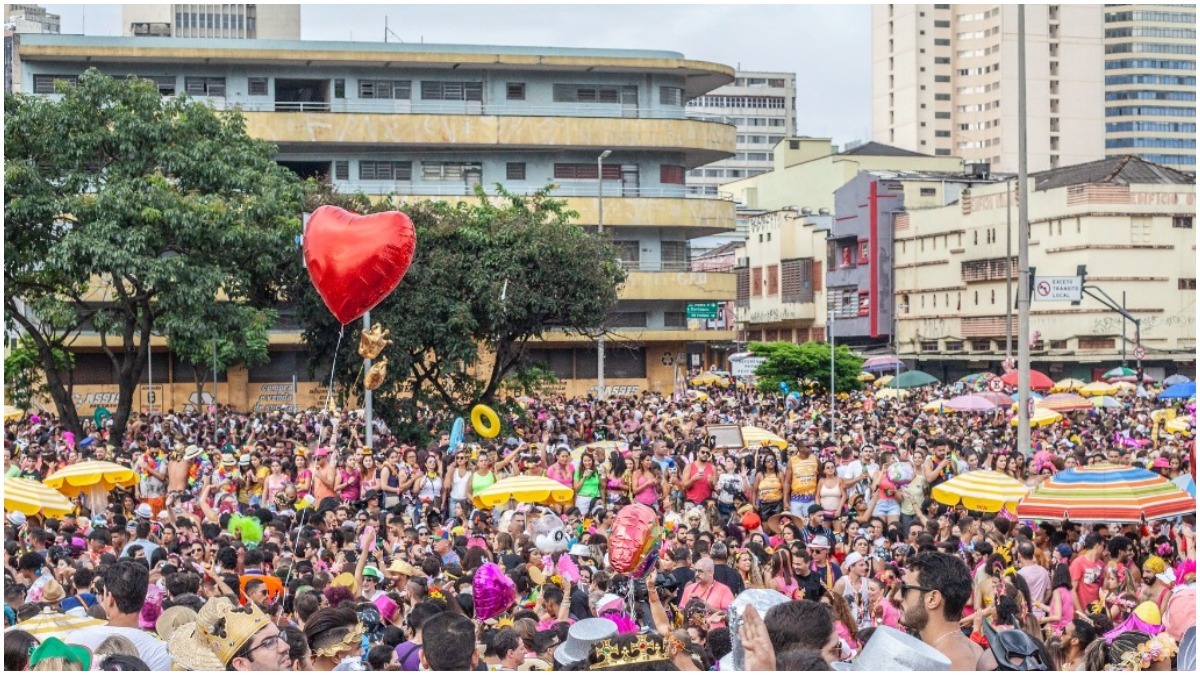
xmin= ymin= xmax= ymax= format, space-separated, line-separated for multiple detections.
xmin=620 ymin=259 xmax=736 ymax=274
xmin=332 ymin=182 xmax=734 ymax=201
xmin=205 ymin=97 xmax=736 ymax=124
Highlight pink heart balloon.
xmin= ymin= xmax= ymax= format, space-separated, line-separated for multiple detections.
xmin=473 ymin=562 xmax=516 ymax=621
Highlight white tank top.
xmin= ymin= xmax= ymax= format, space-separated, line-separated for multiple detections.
xmin=451 ymin=468 xmax=472 ymax=500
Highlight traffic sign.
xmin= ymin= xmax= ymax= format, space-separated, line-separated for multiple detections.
xmin=686 ymin=303 xmax=720 ymax=320
xmin=1032 ymin=276 xmax=1083 ymax=302
xmin=989 ymin=377 xmax=1005 ymax=393
xmin=730 ymin=356 xmax=767 ymax=378
xmin=1134 ymin=346 xmax=1146 ymax=360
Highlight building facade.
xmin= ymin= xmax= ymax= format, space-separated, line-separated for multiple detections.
xmin=16 ymin=34 xmax=739 ymax=409
xmin=872 ymin=4 xmax=1106 ymax=173
xmin=734 ymin=211 xmax=830 ymax=347
xmin=5 ymin=4 xmax=60 ymax=93
xmin=122 ymin=4 xmax=301 ymax=39
xmin=891 ymin=156 xmax=1195 ymax=382
xmin=684 ymin=71 xmax=797 ymax=196
xmin=1103 ymin=4 xmax=1196 ymax=170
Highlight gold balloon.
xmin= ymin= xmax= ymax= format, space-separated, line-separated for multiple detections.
xmin=358 ymin=325 xmax=392 ymax=360
xmin=364 ymin=357 xmax=388 ymax=391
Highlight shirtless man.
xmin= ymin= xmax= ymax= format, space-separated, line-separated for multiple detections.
xmin=167 ymin=445 xmax=193 ymax=505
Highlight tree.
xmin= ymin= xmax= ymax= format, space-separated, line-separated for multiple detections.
xmin=162 ymin=305 xmax=274 ymax=406
xmin=4 ymin=337 xmax=73 ymax=411
xmin=288 ymin=183 xmax=624 ymax=436
xmin=748 ymin=341 xmax=864 ymax=395
xmin=4 ymin=69 xmax=304 ymax=439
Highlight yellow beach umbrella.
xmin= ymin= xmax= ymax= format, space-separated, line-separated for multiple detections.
xmin=857 ymin=372 xmax=876 ymax=382
xmin=3 ymin=405 xmax=25 ymax=421
xmin=922 ymin=399 xmax=951 ymax=413
xmin=874 ymin=375 xmax=894 ymax=388
xmin=1150 ymin=409 xmax=1177 ymax=423
xmin=1011 ymin=410 xmax=1063 ymax=428
xmin=3 ymin=477 xmax=73 ymax=517
xmin=1079 ymin=381 xmax=1119 ymax=397
xmin=1052 ymin=378 xmax=1086 ymax=393
xmin=472 ymin=475 xmax=574 ymax=509
xmin=932 ymin=470 xmax=1030 ymax=513
xmin=13 ymin=608 xmax=105 ymax=639
xmin=741 ymin=426 xmax=787 ymax=449
xmin=43 ymin=461 xmax=139 ymax=497
xmin=876 ymin=388 xmax=908 ymax=400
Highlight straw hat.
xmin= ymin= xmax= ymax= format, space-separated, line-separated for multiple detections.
xmin=168 ymin=621 xmax=226 ymax=671
xmin=173 ymin=596 xmax=271 ymax=669
xmin=157 ymin=605 xmax=198 ymax=641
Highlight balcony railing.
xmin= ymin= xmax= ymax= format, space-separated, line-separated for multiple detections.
xmin=333 ymin=182 xmax=734 ymax=201
xmin=620 ymin=259 xmax=736 ymax=273
xmin=208 ymin=97 xmax=737 ymax=124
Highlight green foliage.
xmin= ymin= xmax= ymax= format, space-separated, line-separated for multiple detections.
xmin=163 ymin=305 xmax=274 ymax=399
xmin=289 ymin=182 xmax=624 ymax=433
xmin=748 ymin=340 xmax=864 ymax=395
xmin=4 ymin=69 xmax=304 ymax=436
xmin=4 ymin=337 xmax=73 ymax=410
xmin=502 ymin=363 xmax=560 ymax=398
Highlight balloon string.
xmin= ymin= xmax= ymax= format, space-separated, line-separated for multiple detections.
xmin=325 ymin=326 xmax=345 ymax=413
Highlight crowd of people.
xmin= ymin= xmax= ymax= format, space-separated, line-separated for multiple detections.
xmin=2 ymin=372 xmax=1196 ymax=671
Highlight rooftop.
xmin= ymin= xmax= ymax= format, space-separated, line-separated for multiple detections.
xmin=1033 ymin=155 xmax=1195 ymax=192
xmin=840 ymin=141 xmax=930 ymax=158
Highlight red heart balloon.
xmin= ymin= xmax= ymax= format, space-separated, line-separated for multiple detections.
xmin=303 ymin=206 xmax=416 ymax=325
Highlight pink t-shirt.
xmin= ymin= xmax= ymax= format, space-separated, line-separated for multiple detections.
xmin=773 ymin=575 xmax=800 ymax=600
xmin=680 ymin=580 xmax=734 ymax=611
xmin=547 ymin=463 xmax=574 ymax=489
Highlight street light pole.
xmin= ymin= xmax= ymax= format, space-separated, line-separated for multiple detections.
xmin=364 ymin=311 xmax=373 ymax=449
xmin=1016 ymin=5 xmax=1032 ymax=454
xmin=1006 ymin=178 xmax=1013 ymax=360
xmin=597 ymin=150 xmax=612 ymax=400
xmin=829 ymin=308 xmax=836 ymax=441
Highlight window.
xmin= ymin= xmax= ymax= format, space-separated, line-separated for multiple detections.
xmin=1078 ymin=338 xmax=1116 ymax=349
xmin=664 ymin=312 xmax=687 ymax=329
xmin=613 ymin=241 xmax=640 ymax=265
xmin=662 ymin=242 xmax=688 ymax=271
xmin=970 ymin=340 xmax=991 ymax=351
xmin=552 ymin=83 xmax=635 ymax=104
xmin=1173 ymin=216 xmax=1194 ymax=229
xmin=751 ymin=267 xmax=763 ymax=297
xmin=1180 ymin=278 xmax=1197 ymax=290
xmin=608 ymin=312 xmax=648 ymax=328
xmin=660 ymin=165 xmax=686 ymax=185
xmin=506 ymin=82 xmax=526 ymax=100
xmin=334 ymin=79 xmax=345 ymax=99
xmin=553 ymin=164 xmax=621 ymax=180
xmin=920 ymin=187 xmax=937 ymax=196
xmin=248 ymin=77 xmax=268 ymax=96
xmin=1049 ymin=340 xmax=1068 ymax=349
xmin=659 ymin=86 xmax=684 ymax=106
xmin=945 ymin=341 xmax=964 ymax=352
xmin=505 ymin=163 xmax=526 ymax=181
xmin=360 ymin=79 xmax=412 ymax=99
xmin=358 ymin=161 xmax=413 ymax=181
xmin=420 ymin=81 xmax=483 ymax=101
xmin=858 ymin=241 xmax=869 ymax=263
xmin=334 ymin=161 xmax=349 ymax=181
xmin=765 ymin=265 xmax=779 ymax=296
xmin=921 ymin=341 xmax=939 ymax=352
xmin=736 ymin=267 xmax=750 ymax=307
xmin=136 ymin=75 xmax=176 ymax=95
xmin=184 ymin=76 xmax=226 ymax=96
xmin=422 ymin=161 xmax=482 ymax=181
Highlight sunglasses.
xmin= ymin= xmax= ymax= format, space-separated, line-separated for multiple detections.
xmin=899 ymin=581 xmax=935 ymax=596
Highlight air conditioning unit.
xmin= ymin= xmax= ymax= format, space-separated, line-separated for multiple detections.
xmin=130 ymin=22 xmax=172 ymax=37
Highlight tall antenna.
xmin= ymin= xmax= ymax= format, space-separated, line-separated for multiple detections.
xmin=384 ymin=16 xmax=403 ymax=43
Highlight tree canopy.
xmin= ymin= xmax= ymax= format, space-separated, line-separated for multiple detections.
xmin=4 ymin=69 xmax=304 ymax=438
xmin=748 ymin=340 xmax=865 ymax=395
xmin=291 ymin=183 xmax=625 ymax=438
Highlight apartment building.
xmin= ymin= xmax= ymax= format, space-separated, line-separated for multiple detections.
xmin=1103 ymin=4 xmax=1197 ymax=170
xmin=122 ymin=4 xmax=301 ymax=39
xmin=872 ymin=4 xmax=1106 ymax=173
xmin=16 ymin=34 xmax=738 ymax=410
xmin=891 ymin=155 xmax=1195 ymax=381
xmin=684 ymin=71 xmax=797 ymax=196
xmin=5 ymin=4 xmax=60 ymax=33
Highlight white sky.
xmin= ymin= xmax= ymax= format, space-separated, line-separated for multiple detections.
xmin=42 ymin=2 xmax=874 ymax=145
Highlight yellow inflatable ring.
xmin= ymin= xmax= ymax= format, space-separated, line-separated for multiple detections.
xmin=471 ymin=404 xmax=501 ymax=438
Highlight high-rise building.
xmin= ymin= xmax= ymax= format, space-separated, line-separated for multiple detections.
xmin=685 ymin=71 xmax=796 ymax=196
xmin=872 ymin=4 xmax=1106 ymax=173
xmin=4 ymin=4 xmax=61 ymax=34
xmin=1103 ymin=5 xmax=1197 ymax=170
xmin=5 ymin=4 xmax=60 ymax=93
xmin=15 ymin=34 xmax=739 ymax=408
xmin=122 ymin=4 xmax=301 ymax=39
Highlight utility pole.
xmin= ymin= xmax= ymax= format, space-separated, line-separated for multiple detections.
xmin=596 ymin=150 xmax=611 ymax=400
xmin=829 ymin=308 xmax=836 ymax=441
xmin=1016 ymin=5 xmax=1031 ymax=454
xmin=1006 ymin=178 xmax=1013 ymax=359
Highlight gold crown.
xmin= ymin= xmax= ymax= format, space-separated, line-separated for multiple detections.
xmin=196 ymin=597 xmax=271 ymax=666
xmin=496 ymin=617 xmax=515 ymax=628
xmin=312 ymin=622 xmax=365 ymax=659
xmin=589 ymin=635 xmax=670 ymax=670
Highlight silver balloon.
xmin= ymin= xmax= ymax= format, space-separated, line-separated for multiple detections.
xmin=726 ymin=588 xmax=789 ymax=671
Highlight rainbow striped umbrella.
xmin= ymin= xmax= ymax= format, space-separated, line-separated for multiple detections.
xmin=1017 ymin=463 xmax=1196 ymax=523
xmin=932 ymin=470 xmax=1029 ymax=513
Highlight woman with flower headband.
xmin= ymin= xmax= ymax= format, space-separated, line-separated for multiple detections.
xmin=1097 ymin=561 xmax=1140 ymax=625
xmin=1083 ymin=629 xmax=1177 ymax=672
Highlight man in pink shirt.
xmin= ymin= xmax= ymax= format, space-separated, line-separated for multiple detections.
xmin=680 ymin=558 xmax=733 ymax=612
